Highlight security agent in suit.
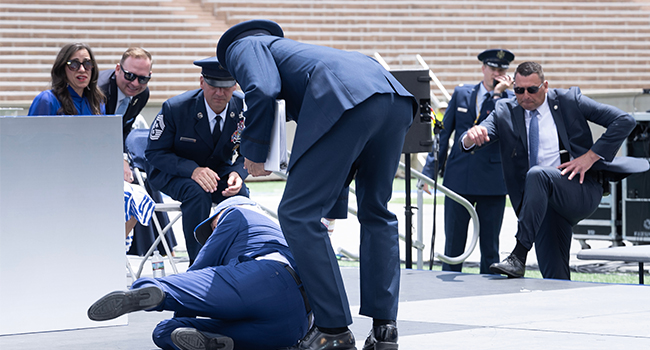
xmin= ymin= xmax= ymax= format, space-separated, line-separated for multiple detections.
xmin=98 ymin=47 xmax=152 ymax=182
xmin=462 ymin=61 xmax=642 ymax=280
xmin=217 ymin=19 xmax=417 ymax=350
xmin=98 ymin=47 xmax=152 ymax=147
xmin=99 ymin=47 xmax=175 ymax=256
xmin=88 ymin=196 xmax=310 ymax=350
xmin=421 ymin=49 xmax=514 ymax=274
xmin=145 ymin=57 xmax=249 ymax=264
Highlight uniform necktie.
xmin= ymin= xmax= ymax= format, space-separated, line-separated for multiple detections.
xmin=478 ymin=92 xmax=494 ymax=122
xmin=116 ymin=97 xmax=130 ymax=116
xmin=529 ymin=109 xmax=539 ymax=168
xmin=212 ymin=115 xmax=222 ymax=146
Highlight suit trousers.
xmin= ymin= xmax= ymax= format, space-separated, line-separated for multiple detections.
xmin=442 ymin=194 xmax=505 ymax=274
xmin=159 ymin=177 xmax=249 ymax=263
xmin=278 ymin=93 xmax=413 ymax=328
xmin=515 ymin=166 xmax=603 ymax=280
xmin=133 ymin=257 xmax=309 ymax=350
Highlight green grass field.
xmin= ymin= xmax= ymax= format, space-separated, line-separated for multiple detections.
xmin=337 ymin=260 xmax=647 ymax=285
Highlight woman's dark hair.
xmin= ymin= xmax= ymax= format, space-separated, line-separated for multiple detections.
xmin=50 ymin=42 xmax=105 ymax=115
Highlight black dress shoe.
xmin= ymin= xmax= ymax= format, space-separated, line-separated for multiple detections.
xmin=362 ymin=323 xmax=398 ymax=350
xmin=489 ymin=254 xmax=525 ymax=278
xmin=171 ymin=327 xmax=234 ymax=350
xmin=287 ymin=326 xmax=356 ymax=349
xmin=87 ymin=286 xmax=164 ymax=321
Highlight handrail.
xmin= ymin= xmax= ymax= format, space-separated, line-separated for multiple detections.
xmin=415 ymin=54 xmax=451 ymax=102
xmin=397 ymin=163 xmax=480 ymax=265
xmin=274 ymin=161 xmax=479 ymax=266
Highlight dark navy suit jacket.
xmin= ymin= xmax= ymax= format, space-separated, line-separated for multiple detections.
xmin=145 ymin=89 xmax=247 ymax=191
xmin=467 ymin=87 xmax=636 ymax=213
xmin=222 ymin=35 xmax=417 ymax=170
xmin=422 ymin=82 xmax=510 ymax=195
xmin=98 ymin=69 xmax=149 ymax=149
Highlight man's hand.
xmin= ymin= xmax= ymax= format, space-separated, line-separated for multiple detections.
xmin=463 ymin=125 xmax=490 ymax=148
xmin=123 ymin=159 xmax=134 ymax=183
xmin=558 ymin=149 xmax=600 ymax=184
xmin=244 ymin=158 xmax=272 ymax=177
xmin=494 ymin=75 xmax=514 ymax=94
xmin=191 ymin=167 xmax=220 ymax=193
xmin=222 ymin=172 xmax=243 ymax=197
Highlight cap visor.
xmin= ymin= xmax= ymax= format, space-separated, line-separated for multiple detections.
xmin=204 ymin=77 xmax=236 ymax=88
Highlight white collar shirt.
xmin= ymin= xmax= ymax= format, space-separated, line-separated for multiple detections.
xmin=525 ymin=94 xmax=561 ymax=167
xmin=205 ymin=99 xmax=228 ymax=133
xmin=116 ymin=88 xmax=130 ymax=108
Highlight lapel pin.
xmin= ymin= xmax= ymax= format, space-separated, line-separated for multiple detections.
xmin=554 ymin=105 xmax=558 ymax=110
xmin=133 ymin=98 xmax=138 ymax=105
xmin=197 ymin=112 xmax=203 ymax=119
xmin=230 ymin=111 xmax=235 ymax=118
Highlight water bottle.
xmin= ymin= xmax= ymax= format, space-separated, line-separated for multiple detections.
xmin=152 ymin=250 xmax=165 ymax=278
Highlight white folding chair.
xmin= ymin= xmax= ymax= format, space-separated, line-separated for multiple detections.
xmin=125 ymin=129 xmax=180 ymax=279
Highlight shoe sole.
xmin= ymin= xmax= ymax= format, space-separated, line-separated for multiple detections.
xmin=171 ymin=328 xmax=234 ymax=350
xmin=489 ymin=265 xmax=523 ymax=278
xmin=87 ymin=286 xmax=164 ymax=321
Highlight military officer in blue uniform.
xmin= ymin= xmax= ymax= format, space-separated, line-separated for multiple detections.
xmin=145 ymin=57 xmax=249 ymax=264
xmin=217 ymin=19 xmax=417 ymax=350
xmin=88 ymin=196 xmax=310 ymax=350
xmin=421 ymin=49 xmax=515 ymax=274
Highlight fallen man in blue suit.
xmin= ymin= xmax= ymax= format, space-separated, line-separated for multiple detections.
xmin=88 ymin=196 xmax=310 ymax=350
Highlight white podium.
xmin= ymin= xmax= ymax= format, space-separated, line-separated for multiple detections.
xmin=0 ymin=115 xmax=127 ymax=335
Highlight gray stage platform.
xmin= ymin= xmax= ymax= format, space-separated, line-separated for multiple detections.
xmin=1 ymin=267 xmax=648 ymax=350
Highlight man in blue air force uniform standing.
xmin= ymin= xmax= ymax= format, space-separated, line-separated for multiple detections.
xmin=145 ymin=57 xmax=249 ymax=264
xmin=217 ymin=19 xmax=417 ymax=350
xmin=421 ymin=49 xmax=514 ymax=274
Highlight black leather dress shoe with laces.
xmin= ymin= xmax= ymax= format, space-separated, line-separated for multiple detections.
xmin=171 ymin=327 xmax=234 ymax=350
xmin=362 ymin=323 xmax=398 ymax=350
xmin=287 ymin=326 xmax=356 ymax=349
xmin=87 ymin=286 xmax=164 ymax=321
xmin=489 ymin=254 xmax=525 ymax=278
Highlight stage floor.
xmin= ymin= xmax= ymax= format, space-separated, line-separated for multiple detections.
xmin=1 ymin=267 xmax=648 ymax=350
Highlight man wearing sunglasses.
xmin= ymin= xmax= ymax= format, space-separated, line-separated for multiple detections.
xmin=421 ymin=49 xmax=514 ymax=275
xmin=145 ymin=57 xmax=249 ymax=265
xmin=461 ymin=61 xmax=644 ymax=280
xmin=98 ymin=47 xmax=153 ymax=182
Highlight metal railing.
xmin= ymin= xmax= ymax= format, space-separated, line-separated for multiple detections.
xmin=271 ymin=161 xmax=481 ymax=269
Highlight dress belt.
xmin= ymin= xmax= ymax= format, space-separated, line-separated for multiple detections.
xmin=256 ymin=253 xmax=312 ymax=315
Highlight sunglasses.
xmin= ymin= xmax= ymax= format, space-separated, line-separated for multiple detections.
xmin=514 ymin=82 xmax=544 ymax=95
xmin=122 ymin=68 xmax=151 ymax=84
xmin=66 ymin=59 xmax=93 ymax=71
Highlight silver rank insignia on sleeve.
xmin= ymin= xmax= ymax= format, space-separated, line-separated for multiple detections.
xmin=150 ymin=114 xmax=165 ymax=140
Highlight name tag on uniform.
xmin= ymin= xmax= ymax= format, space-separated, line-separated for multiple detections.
xmin=457 ymin=107 xmax=468 ymax=113
xmin=179 ymin=137 xmax=196 ymax=143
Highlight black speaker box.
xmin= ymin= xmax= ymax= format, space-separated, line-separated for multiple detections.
xmin=624 ymin=202 xmax=650 ymax=242
xmin=390 ymin=69 xmax=433 ymax=154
